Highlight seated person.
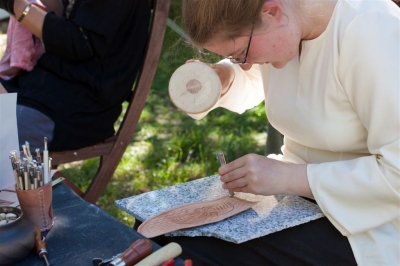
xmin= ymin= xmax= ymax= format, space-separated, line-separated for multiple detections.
xmin=153 ymin=0 xmax=400 ymax=266
xmin=0 ymin=0 xmax=152 ymax=151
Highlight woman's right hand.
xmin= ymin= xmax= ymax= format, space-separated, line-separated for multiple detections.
xmin=186 ymin=59 xmax=235 ymax=96
xmin=219 ymin=154 xmax=313 ymax=198
xmin=0 ymin=0 xmax=15 ymax=15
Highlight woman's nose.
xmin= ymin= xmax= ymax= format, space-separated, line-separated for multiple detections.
xmin=240 ymin=63 xmax=253 ymax=71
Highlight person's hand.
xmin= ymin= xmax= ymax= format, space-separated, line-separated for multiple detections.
xmin=0 ymin=67 xmax=22 ymax=78
xmin=218 ymin=154 xmax=312 ymax=198
xmin=186 ymin=59 xmax=234 ymax=96
xmin=0 ymin=0 xmax=15 ymax=15
xmin=219 ymin=154 xmax=287 ymax=196
xmin=0 ymin=83 xmax=8 ymax=94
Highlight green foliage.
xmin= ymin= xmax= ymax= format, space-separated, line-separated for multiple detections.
xmin=60 ymin=1 xmax=267 ymax=227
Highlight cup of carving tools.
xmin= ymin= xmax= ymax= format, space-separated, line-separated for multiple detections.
xmin=10 ymin=140 xmax=53 ymax=232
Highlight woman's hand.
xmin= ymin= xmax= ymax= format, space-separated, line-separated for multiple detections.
xmin=0 ymin=83 xmax=8 ymax=94
xmin=209 ymin=64 xmax=234 ymax=96
xmin=0 ymin=67 xmax=22 ymax=78
xmin=218 ymin=154 xmax=314 ymax=198
xmin=186 ymin=59 xmax=235 ymax=96
xmin=0 ymin=0 xmax=15 ymax=15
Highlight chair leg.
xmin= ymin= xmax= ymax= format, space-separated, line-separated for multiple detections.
xmin=62 ymin=177 xmax=84 ymax=197
xmin=82 ymin=153 xmax=122 ymax=204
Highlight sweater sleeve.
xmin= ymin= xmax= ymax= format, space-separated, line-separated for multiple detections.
xmin=42 ymin=0 xmax=134 ymax=61
xmin=307 ymin=10 xmax=400 ymax=236
xmin=189 ymin=60 xmax=265 ymax=119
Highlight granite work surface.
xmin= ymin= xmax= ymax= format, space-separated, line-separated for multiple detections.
xmin=115 ymin=175 xmax=325 ymax=243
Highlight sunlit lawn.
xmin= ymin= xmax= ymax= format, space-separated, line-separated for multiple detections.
xmin=59 ymin=4 xmax=269 ymax=227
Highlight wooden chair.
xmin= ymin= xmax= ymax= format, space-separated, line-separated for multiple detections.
xmin=50 ymin=0 xmax=171 ymax=204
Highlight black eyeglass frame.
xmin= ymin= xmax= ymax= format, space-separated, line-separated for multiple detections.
xmin=227 ymin=25 xmax=254 ymax=65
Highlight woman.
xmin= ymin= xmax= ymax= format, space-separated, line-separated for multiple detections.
xmin=156 ymin=0 xmax=399 ymax=265
xmin=0 ymin=0 xmax=151 ymax=151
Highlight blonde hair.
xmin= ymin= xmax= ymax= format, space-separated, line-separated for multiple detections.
xmin=182 ymin=0 xmax=265 ymax=46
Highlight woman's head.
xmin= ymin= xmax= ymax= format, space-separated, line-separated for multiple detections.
xmin=182 ymin=0 xmax=265 ymax=46
xmin=182 ymin=0 xmax=303 ymax=69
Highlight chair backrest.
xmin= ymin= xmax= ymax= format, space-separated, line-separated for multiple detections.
xmin=50 ymin=0 xmax=171 ymax=204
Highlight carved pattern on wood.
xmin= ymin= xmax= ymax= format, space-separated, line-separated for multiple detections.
xmin=138 ymin=196 xmax=257 ymax=238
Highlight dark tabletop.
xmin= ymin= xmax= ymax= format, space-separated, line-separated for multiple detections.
xmin=14 ymin=182 xmax=184 ymax=266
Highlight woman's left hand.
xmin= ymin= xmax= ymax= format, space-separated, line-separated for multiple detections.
xmin=219 ymin=153 xmax=313 ymax=198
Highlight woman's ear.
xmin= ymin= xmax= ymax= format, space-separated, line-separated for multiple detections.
xmin=260 ymin=1 xmax=284 ymax=22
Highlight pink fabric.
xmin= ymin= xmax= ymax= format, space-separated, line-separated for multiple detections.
xmin=0 ymin=0 xmax=45 ymax=80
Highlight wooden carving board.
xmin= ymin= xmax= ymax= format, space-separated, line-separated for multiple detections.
xmin=168 ymin=62 xmax=221 ymax=114
xmin=138 ymin=196 xmax=258 ymax=238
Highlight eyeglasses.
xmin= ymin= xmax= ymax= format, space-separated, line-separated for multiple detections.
xmin=227 ymin=25 xmax=254 ymax=64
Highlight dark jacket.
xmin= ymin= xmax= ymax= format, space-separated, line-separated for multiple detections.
xmin=3 ymin=0 xmax=151 ymax=150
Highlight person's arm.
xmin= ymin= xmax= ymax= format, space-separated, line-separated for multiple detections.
xmin=2 ymin=0 xmax=136 ymax=61
xmin=40 ymin=0 xmax=137 ymax=61
xmin=308 ymin=9 xmax=400 ymax=236
xmin=39 ymin=0 xmax=63 ymax=16
xmin=12 ymin=0 xmax=64 ymax=35
xmin=13 ymin=0 xmax=46 ymax=39
xmin=188 ymin=60 xmax=265 ymax=119
xmin=0 ymin=0 xmax=62 ymax=39
xmin=219 ymin=154 xmax=313 ymax=198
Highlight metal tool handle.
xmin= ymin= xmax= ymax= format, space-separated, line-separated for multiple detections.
xmin=216 ymin=151 xmax=226 ymax=166
xmin=34 ymin=226 xmax=50 ymax=265
xmin=216 ymin=151 xmax=235 ymax=197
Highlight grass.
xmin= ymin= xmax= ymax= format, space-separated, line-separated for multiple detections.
xmin=59 ymin=2 xmax=268 ymax=228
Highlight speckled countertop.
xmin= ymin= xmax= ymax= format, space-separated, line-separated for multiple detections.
xmin=115 ymin=175 xmax=324 ymax=243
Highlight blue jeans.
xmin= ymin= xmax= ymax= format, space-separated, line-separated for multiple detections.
xmin=16 ymin=105 xmax=54 ymax=151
